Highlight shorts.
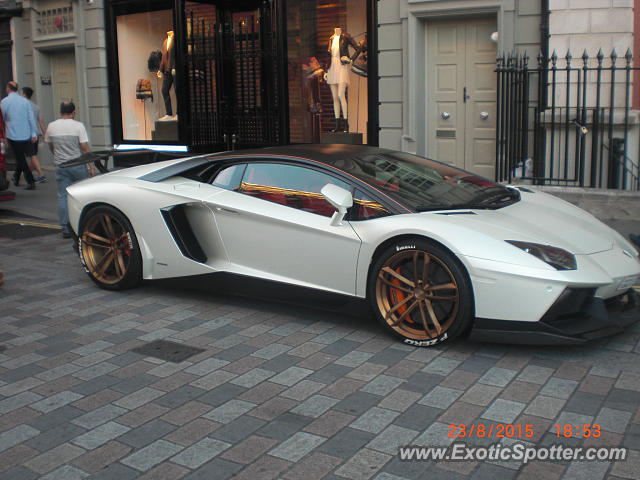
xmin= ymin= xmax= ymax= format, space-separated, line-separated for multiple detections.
xmin=26 ymin=140 xmax=39 ymax=156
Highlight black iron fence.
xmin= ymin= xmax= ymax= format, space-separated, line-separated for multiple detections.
xmin=496 ymin=49 xmax=640 ymax=190
xmin=186 ymin=1 xmax=282 ymax=152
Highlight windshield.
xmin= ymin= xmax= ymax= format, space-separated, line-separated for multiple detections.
xmin=332 ymin=152 xmax=518 ymax=211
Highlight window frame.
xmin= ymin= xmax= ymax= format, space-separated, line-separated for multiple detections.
xmin=179 ymin=155 xmax=402 ymax=219
xmin=106 ymin=0 xmax=186 ymax=148
xmin=236 ymin=161 xmax=351 ymax=218
xmin=209 ymin=163 xmax=247 ymax=191
xmin=348 ymin=188 xmax=392 ymax=222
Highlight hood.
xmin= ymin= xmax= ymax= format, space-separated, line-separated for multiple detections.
xmin=427 ymin=189 xmax=615 ymax=255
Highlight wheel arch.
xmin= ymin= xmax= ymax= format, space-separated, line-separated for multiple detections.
xmin=78 ymin=202 xmax=153 ymax=278
xmin=78 ymin=201 xmax=122 ymax=230
xmin=366 ymin=233 xmax=476 ymax=320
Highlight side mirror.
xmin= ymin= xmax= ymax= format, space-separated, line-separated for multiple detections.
xmin=321 ymin=183 xmax=353 ymax=226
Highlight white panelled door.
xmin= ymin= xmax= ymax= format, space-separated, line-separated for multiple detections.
xmin=426 ymin=17 xmax=497 ymax=179
xmin=51 ymin=50 xmax=79 ymax=121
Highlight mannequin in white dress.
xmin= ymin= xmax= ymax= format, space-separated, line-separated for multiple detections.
xmin=325 ymin=27 xmax=357 ymax=132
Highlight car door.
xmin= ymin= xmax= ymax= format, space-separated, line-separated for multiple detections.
xmin=204 ymin=161 xmax=362 ymax=296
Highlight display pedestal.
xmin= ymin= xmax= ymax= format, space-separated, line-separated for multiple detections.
xmin=152 ymin=120 xmax=178 ymax=141
xmin=321 ymin=132 xmax=363 ymax=144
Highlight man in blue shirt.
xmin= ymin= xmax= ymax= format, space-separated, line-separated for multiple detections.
xmin=0 ymin=81 xmax=38 ymax=189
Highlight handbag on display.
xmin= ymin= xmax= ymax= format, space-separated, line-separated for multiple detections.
xmin=147 ymin=50 xmax=162 ymax=73
xmin=351 ymin=39 xmax=368 ymax=77
xmin=302 ymin=57 xmax=324 ymax=79
xmin=136 ymin=79 xmax=153 ymax=100
xmin=351 ymin=56 xmax=367 ymax=77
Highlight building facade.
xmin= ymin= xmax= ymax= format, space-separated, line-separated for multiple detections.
xmin=2 ymin=0 xmax=638 ymax=186
xmin=377 ymin=0 xmax=543 ymax=181
xmin=376 ymin=0 xmax=637 ymax=189
xmin=2 ymin=0 xmax=111 ymax=159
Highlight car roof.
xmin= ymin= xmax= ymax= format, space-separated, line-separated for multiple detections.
xmin=139 ymin=144 xmax=397 ymax=183
xmin=220 ymin=144 xmax=396 ymax=167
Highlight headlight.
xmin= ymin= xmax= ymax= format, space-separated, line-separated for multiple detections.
xmin=506 ymin=241 xmax=577 ymax=270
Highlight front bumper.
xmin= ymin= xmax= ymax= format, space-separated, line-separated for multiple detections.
xmin=469 ymin=288 xmax=640 ymax=345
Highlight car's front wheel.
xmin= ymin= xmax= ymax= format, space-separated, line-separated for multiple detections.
xmin=368 ymin=238 xmax=473 ymax=347
xmin=78 ymin=205 xmax=142 ymax=290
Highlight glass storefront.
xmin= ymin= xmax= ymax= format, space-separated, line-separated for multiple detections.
xmin=286 ymin=0 xmax=368 ymax=144
xmin=116 ymin=8 xmax=179 ymax=142
xmin=106 ymin=0 xmax=376 ymax=153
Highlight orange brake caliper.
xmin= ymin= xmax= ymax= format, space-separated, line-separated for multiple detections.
xmin=389 ymin=268 xmax=415 ymax=324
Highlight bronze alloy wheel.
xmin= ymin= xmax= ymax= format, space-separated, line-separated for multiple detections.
xmin=81 ymin=213 xmax=133 ymax=285
xmin=375 ymin=249 xmax=460 ymax=341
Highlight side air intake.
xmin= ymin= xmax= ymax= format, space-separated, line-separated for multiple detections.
xmin=161 ymin=205 xmax=208 ymax=263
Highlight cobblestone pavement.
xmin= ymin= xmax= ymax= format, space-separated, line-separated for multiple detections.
xmin=0 ymin=233 xmax=639 ymax=480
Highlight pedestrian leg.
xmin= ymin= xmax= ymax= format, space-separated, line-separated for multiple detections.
xmin=9 ymin=140 xmax=35 ymax=187
xmin=55 ymin=168 xmax=73 ymax=234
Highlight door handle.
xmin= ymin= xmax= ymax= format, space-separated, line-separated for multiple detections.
xmin=480 ymin=111 xmax=489 ymax=120
xmin=214 ymin=206 xmax=239 ymax=214
xmin=441 ymin=112 xmax=450 ymax=120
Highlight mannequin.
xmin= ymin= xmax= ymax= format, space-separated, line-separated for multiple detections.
xmin=158 ymin=30 xmax=176 ymax=121
xmin=325 ymin=27 xmax=358 ymax=132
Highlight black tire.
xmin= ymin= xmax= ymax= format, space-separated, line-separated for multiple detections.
xmin=367 ymin=237 xmax=473 ymax=347
xmin=78 ymin=205 xmax=142 ymax=290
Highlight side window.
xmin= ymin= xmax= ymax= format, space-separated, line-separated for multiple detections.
xmin=211 ymin=164 xmax=245 ymax=191
xmin=351 ymin=189 xmax=391 ymax=221
xmin=240 ymin=163 xmax=350 ymax=217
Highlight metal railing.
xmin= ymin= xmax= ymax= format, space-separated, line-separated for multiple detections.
xmin=496 ymin=50 xmax=640 ymax=190
xmin=36 ymin=6 xmax=74 ymax=36
xmin=185 ymin=1 xmax=282 ymax=152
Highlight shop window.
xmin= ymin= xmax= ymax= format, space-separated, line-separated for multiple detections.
xmin=239 ymin=163 xmax=350 ymax=217
xmin=286 ymin=0 xmax=368 ymax=145
xmin=116 ymin=9 xmax=179 ymax=142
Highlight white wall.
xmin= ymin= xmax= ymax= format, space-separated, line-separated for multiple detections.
xmin=549 ymin=0 xmax=633 ymax=58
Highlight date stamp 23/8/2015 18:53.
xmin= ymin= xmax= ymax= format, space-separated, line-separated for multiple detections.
xmin=447 ymin=423 xmax=603 ymax=439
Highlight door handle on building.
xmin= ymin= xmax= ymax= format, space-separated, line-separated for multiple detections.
xmin=441 ymin=112 xmax=450 ymax=120
xmin=480 ymin=112 xmax=489 ymax=120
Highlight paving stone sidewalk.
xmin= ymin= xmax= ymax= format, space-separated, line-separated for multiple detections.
xmin=0 ymin=233 xmax=639 ymax=480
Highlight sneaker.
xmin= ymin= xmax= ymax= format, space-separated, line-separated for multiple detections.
xmin=35 ymin=175 xmax=47 ymax=183
xmin=61 ymin=230 xmax=72 ymax=239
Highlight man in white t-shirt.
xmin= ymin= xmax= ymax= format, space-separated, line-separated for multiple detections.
xmin=45 ymin=101 xmax=95 ymax=238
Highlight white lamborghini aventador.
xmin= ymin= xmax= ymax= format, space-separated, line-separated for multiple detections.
xmin=66 ymin=144 xmax=640 ymax=347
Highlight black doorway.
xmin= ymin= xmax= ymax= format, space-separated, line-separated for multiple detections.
xmin=0 ymin=19 xmax=14 ymax=93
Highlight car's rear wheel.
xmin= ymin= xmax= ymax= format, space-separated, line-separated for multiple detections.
xmin=79 ymin=205 xmax=142 ymax=290
xmin=368 ymin=238 xmax=473 ymax=347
